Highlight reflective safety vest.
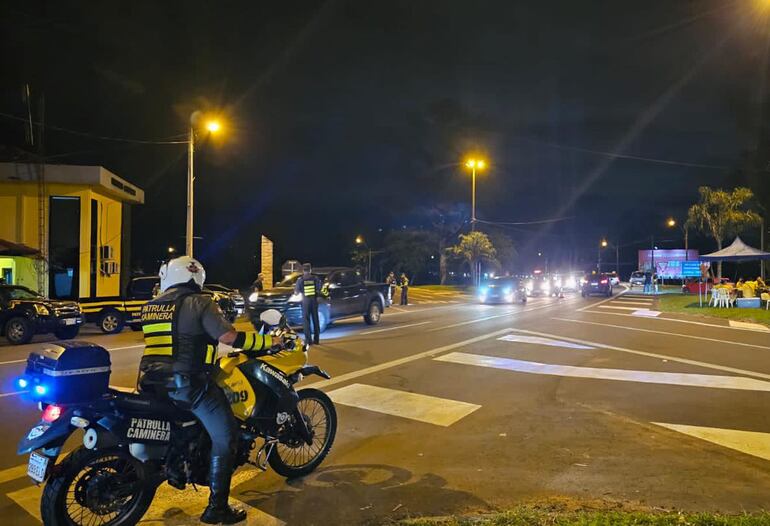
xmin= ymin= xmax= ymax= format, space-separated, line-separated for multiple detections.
xmin=140 ymin=288 xmax=217 ymax=370
xmin=303 ymin=278 xmax=317 ymax=297
xmin=400 ymin=276 xmax=409 ymax=287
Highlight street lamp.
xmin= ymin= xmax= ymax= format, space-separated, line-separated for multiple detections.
xmin=186 ymin=112 xmax=223 ymax=257
xmin=599 ymin=239 xmax=619 ymax=275
xmin=464 ymin=157 xmax=486 ymax=231
xmin=167 ymin=246 xmax=176 ymax=255
xmin=355 ymin=235 xmax=373 ymax=279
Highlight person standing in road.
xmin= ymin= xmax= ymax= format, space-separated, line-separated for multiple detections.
xmin=252 ymin=273 xmax=264 ymax=292
xmin=386 ymin=271 xmax=397 ymax=304
xmin=399 ymin=272 xmax=409 ymax=305
xmin=643 ymin=271 xmax=652 ymax=294
xmin=295 ymin=263 xmax=323 ymax=345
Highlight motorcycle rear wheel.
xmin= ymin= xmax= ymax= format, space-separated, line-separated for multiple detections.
xmin=41 ymin=446 xmax=157 ymax=526
xmin=269 ymin=388 xmax=337 ymax=478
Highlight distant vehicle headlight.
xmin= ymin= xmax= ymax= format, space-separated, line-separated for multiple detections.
xmin=502 ymin=287 xmax=512 ymax=295
xmin=526 ymin=281 xmax=533 ymax=291
xmin=248 ymin=292 xmax=259 ymax=302
xmin=565 ymin=277 xmax=576 ymax=289
xmin=288 ymin=293 xmax=303 ymax=303
xmin=34 ymin=304 xmax=50 ymax=316
xmin=542 ymin=282 xmax=551 ymax=293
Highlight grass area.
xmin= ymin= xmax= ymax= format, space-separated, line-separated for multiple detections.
xmin=398 ymin=504 xmax=770 ymax=526
xmin=657 ymin=294 xmax=770 ymax=327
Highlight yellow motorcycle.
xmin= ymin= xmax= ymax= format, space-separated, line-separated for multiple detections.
xmin=17 ymin=309 xmax=337 ymax=525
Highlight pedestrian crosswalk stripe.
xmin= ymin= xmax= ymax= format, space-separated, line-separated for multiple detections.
xmin=611 ymin=300 xmax=653 ymax=305
xmin=6 ymin=467 xmax=284 ymax=524
xmin=498 ymin=334 xmax=594 ymax=350
xmin=729 ymin=320 xmax=770 ymax=332
xmin=434 ymin=352 xmax=770 ymax=391
xmin=598 ymin=305 xmax=643 ymax=310
xmin=653 ymin=422 xmax=770 ymax=463
xmin=632 ymin=309 xmax=661 ymax=317
xmin=0 ymin=464 xmax=29 ymax=484
xmin=327 ymin=383 xmax=480 ymax=426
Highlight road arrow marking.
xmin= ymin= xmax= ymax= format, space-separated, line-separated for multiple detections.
xmin=434 ymin=352 xmax=770 ymax=391
xmin=653 ymin=422 xmax=770 ymax=462
xmin=497 ymin=334 xmax=594 ymax=350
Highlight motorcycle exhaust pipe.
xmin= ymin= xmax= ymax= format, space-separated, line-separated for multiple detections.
xmin=83 ymin=427 xmax=117 ymax=450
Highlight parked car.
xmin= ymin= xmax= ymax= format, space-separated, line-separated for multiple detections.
xmin=478 ymin=276 xmax=527 ymax=304
xmin=629 ymin=271 xmax=646 ymax=289
xmin=581 ymin=273 xmax=613 ymax=297
xmin=79 ymin=276 xmax=239 ymax=333
xmin=246 ymin=267 xmax=390 ymax=333
xmin=682 ymin=277 xmax=730 ymax=294
xmin=0 ymin=285 xmax=83 ymax=344
xmin=204 ymin=283 xmax=245 ymax=318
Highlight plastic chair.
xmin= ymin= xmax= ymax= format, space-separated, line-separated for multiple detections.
xmin=762 ymin=292 xmax=770 ymax=311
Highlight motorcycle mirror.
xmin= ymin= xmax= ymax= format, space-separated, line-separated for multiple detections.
xmin=259 ymin=309 xmax=283 ymax=327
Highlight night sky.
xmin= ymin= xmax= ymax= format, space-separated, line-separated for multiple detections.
xmin=2 ymin=1 xmax=769 ymax=285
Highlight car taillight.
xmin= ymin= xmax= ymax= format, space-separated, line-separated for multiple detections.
xmin=41 ymin=404 xmax=63 ymax=423
xmin=600 ymin=279 xmax=608 ymax=284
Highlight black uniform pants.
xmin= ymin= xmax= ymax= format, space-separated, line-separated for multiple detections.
xmin=169 ymin=376 xmax=238 ymax=458
xmin=302 ymin=296 xmax=320 ymax=344
xmin=401 ymin=286 xmax=408 ymax=305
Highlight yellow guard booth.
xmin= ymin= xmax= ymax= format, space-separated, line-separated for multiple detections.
xmin=0 ymin=162 xmax=144 ymax=300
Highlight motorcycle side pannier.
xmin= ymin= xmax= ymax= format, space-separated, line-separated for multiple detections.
xmin=24 ymin=341 xmax=111 ymax=403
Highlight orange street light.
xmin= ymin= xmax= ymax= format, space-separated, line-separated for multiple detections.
xmin=205 ymin=120 xmax=221 ymax=133
xmin=600 ymin=239 xmax=608 ymax=248
xmin=355 ymin=235 xmax=364 ymax=245
xmin=464 ymin=157 xmax=487 ymax=230
xmin=667 ymin=218 xmax=676 ymax=228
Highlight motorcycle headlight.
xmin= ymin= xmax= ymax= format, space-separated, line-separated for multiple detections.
xmin=288 ymin=293 xmax=303 ymax=303
xmin=248 ymin=292 xmax=259 ymax=303
xmin=34 ymin=304 xmax=50 ymax=316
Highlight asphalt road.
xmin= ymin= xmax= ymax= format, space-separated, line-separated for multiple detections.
xmin=2 ymin=287 xmax=770 ymax=524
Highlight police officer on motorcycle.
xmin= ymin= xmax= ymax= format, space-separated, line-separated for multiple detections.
xmin=138 ymin=256 xmax=283 ymax=524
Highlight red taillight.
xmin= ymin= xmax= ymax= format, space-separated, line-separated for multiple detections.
xmin=41 ymin=404 xmax=63 ymax=423
xmin=600 ymin=279 xmax=608 ymax=284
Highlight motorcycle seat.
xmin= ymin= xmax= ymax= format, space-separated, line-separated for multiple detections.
xmin=110 ymin=389 xmax=190 ymax=419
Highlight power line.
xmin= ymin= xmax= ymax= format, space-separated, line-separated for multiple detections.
xmin=475 ymin=216 xmax=574 ymax=226
xmin=0 ymin=111 xmax=188 ymax=145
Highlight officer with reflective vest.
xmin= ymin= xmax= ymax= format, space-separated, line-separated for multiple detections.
xmin=399 ymin=272 xmax=409 ymax=305
xmin=294 ymin=263 xmax=325 ymax=345
xmin=138 ymin=256 xmax=283 ymax=524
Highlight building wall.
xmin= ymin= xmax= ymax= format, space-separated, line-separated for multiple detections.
xmin=0 ymin=182 xmax=124 ymax=298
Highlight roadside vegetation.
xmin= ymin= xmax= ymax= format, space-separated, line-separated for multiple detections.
xmin=398 ymin=504 xmax=770 ymax=526
xmin=657 ymin=294 xmax=770 ymax=327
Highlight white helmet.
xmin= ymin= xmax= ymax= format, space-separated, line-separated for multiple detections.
xmin=159 ymin=256 xmax=206 ymax=292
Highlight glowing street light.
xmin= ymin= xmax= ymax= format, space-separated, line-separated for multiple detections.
xmin=355 ymin=235 xmax=364 ymax=245
xmin=167 ymin=246 xmax=176 ymax=254
xmin=600 ymin=239 xmax=608 ymax=248
xmin=464 ymin=157 xmax=486 ymax=231
xmin=186 ymin=113 xmax=224 ymax=256
xmin=667 ymin=218 xmax=676 ymax=228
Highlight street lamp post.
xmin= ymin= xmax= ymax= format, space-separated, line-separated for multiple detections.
xmin=464 ymin=158 xmax=486 ymax=231
xmin=355 ymin=235 xmax=373 ymax=279
xmin=186 ymin=115 xmax=222 ymax=257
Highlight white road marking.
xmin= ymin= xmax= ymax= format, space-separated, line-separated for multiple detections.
xmin=598 ymin=305 xmax=644 ymax=311
xmin=580 ymin=309 xmax=770 ymax=334
xmin=497 ymin=334 xmax=594 ymax=350
xmin=430 ymin=311 xmax=516 ymax=331
xmin=0 ymin=344 xmax=144 ymax=367
xmin=328 ymin=383 xmax=480 ymax=426
xmin=304 ymin=328 xmax=514 ymax=391
xmin=577 ymin=288 xmax=627 ymax=312
xmin=6 ymin=467 xmax=284 ymax=524
xmin=361 ymin=321 xmax=432 ymax=335
xmin=512 ymin=328 xmax=770 ymax=381
xmin=0 ymin=390 xmax=26 ymax=398
xmin=632 ymin=309 xmax=661 ymax=317
xmin=729 ymin=320 xmax=770 ymax=332
xmin=653 ymin=422 xmax=770 ymax=463
xmin=435 ymin=352 xmax=770 ymax=391
xmin=611 ymin=300 xmax=654 ymax=305
xmin=551 ymin=317 xmax=770 ymax=352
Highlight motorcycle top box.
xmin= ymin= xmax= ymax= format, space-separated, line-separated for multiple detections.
xmin=21 ymin=341 xmax=111 ymax=403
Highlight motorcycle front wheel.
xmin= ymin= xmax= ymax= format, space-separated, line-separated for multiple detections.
xmin=269 ymin=388 xmax=337 ymax=478
xmin=41 ymin=446 xmax=157 ymax=526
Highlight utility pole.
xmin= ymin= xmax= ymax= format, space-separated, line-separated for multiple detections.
xmin=186 ymin=126 xmax=195 ymax=257
xmin=762 ymin=218 xmax=766 ymax=281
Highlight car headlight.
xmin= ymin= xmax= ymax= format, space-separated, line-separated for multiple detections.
xmin=565 ymin=277 xmax=576 ymax=288
xmin=248 ymin=292 xmax=259 ymax=302
xmin=542 ymin=283 xmax=551 ymax=292
xmin=34 ymin=304 xmax=50 ymax=316
xmin=526 ymin=281 xmax=533 ymax=291
xmin=288 ymin=293 xmax=302 ymax=303
xmin=502 ymin=287 xmax=512 ymax=295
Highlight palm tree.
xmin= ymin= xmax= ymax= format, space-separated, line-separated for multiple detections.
xmin=686 ymin=186 xmax=762 ymax=277
xmin=450 ymin=231 xmax=497 ymax=285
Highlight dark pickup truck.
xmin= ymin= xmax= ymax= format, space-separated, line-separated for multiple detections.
xmin=80 ymin=276 xmax=240 ymax=334
xmin=246 ymin=267 xmax=390 ymax=333
xmin=1 ymin=285 xmax=83 ymax=345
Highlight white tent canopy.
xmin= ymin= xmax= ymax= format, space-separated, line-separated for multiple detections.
xmin=700 ymin=236 xmax=770 ymax=262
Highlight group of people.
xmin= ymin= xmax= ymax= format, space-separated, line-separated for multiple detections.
xmin=386 ymin=271 xmax=410 ymax=305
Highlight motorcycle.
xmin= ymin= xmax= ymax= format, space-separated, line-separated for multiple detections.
xmin=16 ymin=309 xmax=336 ymax=525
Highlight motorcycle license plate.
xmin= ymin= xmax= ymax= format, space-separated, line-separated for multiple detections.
xmin=27 ymin=452 xmax=49 ymax=483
